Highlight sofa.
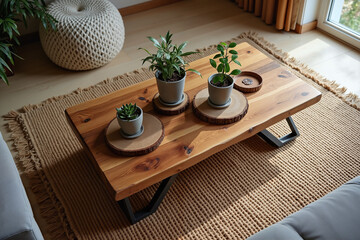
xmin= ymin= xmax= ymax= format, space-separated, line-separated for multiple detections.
xmin=0 ymin=132 xmax=44 ymax=240
xmin=248 ymin=176 xmax=360 ymax=240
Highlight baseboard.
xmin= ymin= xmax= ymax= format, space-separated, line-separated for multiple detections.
xmin=119 ymin=0 xmax=182 ymax=16
xmin=295 ymin=20 xmax=318 ymax=34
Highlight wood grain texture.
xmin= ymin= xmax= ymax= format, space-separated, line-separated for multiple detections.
xmin=66 ymin=42 xmax=322 ymax=201
xmin=105 ymin=114 xmax=164 ymax=156
xmin=192 ymin=88 xmax=249 ymax=125
xmin=152 ymin=92 xmax=190 ymax=115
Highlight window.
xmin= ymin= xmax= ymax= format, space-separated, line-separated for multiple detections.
xmin=318 ymin=0 xmax=360 ymax=49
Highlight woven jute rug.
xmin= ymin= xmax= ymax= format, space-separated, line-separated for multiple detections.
xmin=4 ymin=32 xmax=360 ymax=240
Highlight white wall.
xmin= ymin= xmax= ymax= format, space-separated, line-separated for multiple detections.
xmin=298 ymin=0 xmax=321 ymax=25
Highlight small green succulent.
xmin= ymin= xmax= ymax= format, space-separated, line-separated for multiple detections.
xmin=209 ymin=42 xmax=241 ymax=86
xmin=116 ymin=103 xmax=140 ymax=120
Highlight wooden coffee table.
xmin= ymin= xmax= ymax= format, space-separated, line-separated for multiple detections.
xmin=65 ymin=41 xmax=321 ymax=224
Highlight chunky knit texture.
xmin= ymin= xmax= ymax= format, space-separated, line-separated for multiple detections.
xmin=39 ymin=0 xmax=125 ymax=70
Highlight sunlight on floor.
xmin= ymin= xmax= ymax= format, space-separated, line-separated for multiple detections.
xmin=288 ymin=38 xmax=331 ymax=61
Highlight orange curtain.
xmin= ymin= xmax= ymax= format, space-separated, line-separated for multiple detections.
xmin=235 ymin=0 xmax=301 ymax=31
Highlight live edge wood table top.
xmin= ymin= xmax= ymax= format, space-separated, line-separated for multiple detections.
xmin=65 ymin=42 xmax=321 ymax=203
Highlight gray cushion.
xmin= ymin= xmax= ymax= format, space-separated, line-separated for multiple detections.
xmin=248 ymin=176 xmax=360 ymax=240
xmin=0 ymin=132 xmax=43 ymax=240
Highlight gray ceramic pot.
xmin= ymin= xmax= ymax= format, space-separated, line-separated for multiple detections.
xmin=155 ymin=70 xmax=186 ymax=104
xmin=117 ymin=107 xmax=143 ymax=136
xmin=208 ymin=73 xmax=234 ymax=106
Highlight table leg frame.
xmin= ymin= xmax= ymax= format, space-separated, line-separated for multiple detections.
xmin=119 ymin=173 xmax=178 ymax=224
xmin=257 ymin=116 xmax=300 ymax=147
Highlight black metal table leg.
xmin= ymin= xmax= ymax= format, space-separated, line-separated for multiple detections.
xmin=119 ymin=173 xmax=178 ymax=224
xmin=257 ymin=116 xmax=300 ymax=148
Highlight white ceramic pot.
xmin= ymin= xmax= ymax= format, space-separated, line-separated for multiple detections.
xmin=117 ymin=107 xmax=143 ymax=136
xmin=155 ymin=70 xmax=186 ymax=104
xmin=208 ymin=73 xmax=234 ymax=106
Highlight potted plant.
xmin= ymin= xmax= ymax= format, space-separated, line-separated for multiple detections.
xmin=0 ymin=0 xmax=57 ymax=85
xmin=208 ymin=42 xmax=241 ymax=107
xmin=116 ymin=103 xmax=143 ymax=137
xmin=139 ymin=31 xmax=201 ymax=105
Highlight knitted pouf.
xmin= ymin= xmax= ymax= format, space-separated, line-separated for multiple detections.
xmin=39 ymin=0 xmax=125 ymax=70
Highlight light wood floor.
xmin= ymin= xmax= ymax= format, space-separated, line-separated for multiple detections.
xmin=0 ymin=0 xmax=359 ymax=238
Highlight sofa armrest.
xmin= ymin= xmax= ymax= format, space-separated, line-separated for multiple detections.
xmin=247 ymin=176 xmax=360 ymax=240
xmin=0 ymin=132 xmax=43 ymax=240
xmin=247 ymin=224 xmax=303 ymax=240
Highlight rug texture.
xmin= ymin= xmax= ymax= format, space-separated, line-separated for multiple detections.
xmin=4 ymin=32 xmax=360 ymax=240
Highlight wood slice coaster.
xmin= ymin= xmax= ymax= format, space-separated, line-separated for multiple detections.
xmin=234 ymin=71 xmax=263 ymax=93
xmin=152 ymin=92 xmax=190 ymax=115
xmin=192 ymin=88 xmax=249 ymax=125
xmin=105 ymin=113 xmax=164 ymax=156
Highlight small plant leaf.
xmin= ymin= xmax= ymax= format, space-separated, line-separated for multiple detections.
xmin=231 ymin=54 xmax=238 ymax=61
xmin=178 ymin=41 xmax=188 ymax=52
xmin=160 ymin=35 xmax=166 ymax=44
xmin=165 ymin=31 xmax=172 ymax=42
xmin=138 ymin=47 xmax=151 ymax=55
xmin=148 ymin=36 xmax=161 ymax=48
xmin=229 ymin=50 xmax=238 ymax=54
xmin=220 ymin=42 xmax=227 ymax=47
xmin=210 ymin=59 xmax=217 ymax=68
xmin=172 ymin=64 xmax=181 ymax=74
xmin=219 ymin=58 xmax=227 ymax=64
xmin=230 ymin=69 xmax=241 ymax=75
xmin=217 ymin=64 xmax=223 ymax=73
xmin=217 ymin=45 xmax=224 ymax=52
xmin=0 ymin=70 xmax=9 ymax=85
xmin=180 ymin=51 xmax=198 ymax=56
xmin=213 ymin=54 xmax=222 ymax=59
xmin=229 ymin=42 xmax=236 ymax=48
xmin=224 ymin=63 xmax=230 ymax=73
xmin=234 ymin=59 xmax=241 ymax=66
xmin=212 ymin=74 xmax=223 ymax=83
xmin=141 ymin=56 xmax=153 ymax=65
xmin=187 ymin=69 xmax=202 ymax=77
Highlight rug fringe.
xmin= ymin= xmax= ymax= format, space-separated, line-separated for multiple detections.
xmin=4 ymin=111 xmax=76 ymax=240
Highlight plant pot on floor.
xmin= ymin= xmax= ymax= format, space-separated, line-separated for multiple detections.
xmin=155 ymin=70 xmax=186 ymax=105
xmin=208 ymin=73 xmax=234 ymax=107
xmin=117 ymin=106 xmax=143 ymax=137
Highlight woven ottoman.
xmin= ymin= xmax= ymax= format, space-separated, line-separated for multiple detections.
xmin=39 ymin=0 xmax=125 ymax=70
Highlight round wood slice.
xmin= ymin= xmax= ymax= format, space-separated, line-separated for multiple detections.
xmin=234 ymin=71 xmax=263 ymax=93
xmin=152 ymin=92 xmax=190 ymax=115
xmin=105 ymin=113 xmax=164 ymax=156
xmin=192 ymin=88 xmax=248 ymax=125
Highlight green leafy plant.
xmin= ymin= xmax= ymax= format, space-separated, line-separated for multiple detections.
xmin=116 ymin=103 xmax=140 ymax=120
xmin=0 ymin=0 xmax=57 ymax=85
xmin=139 ymin=31 xmax=201 ymax=81
xmin=209 ymin=42 xmax=241 ymax=86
